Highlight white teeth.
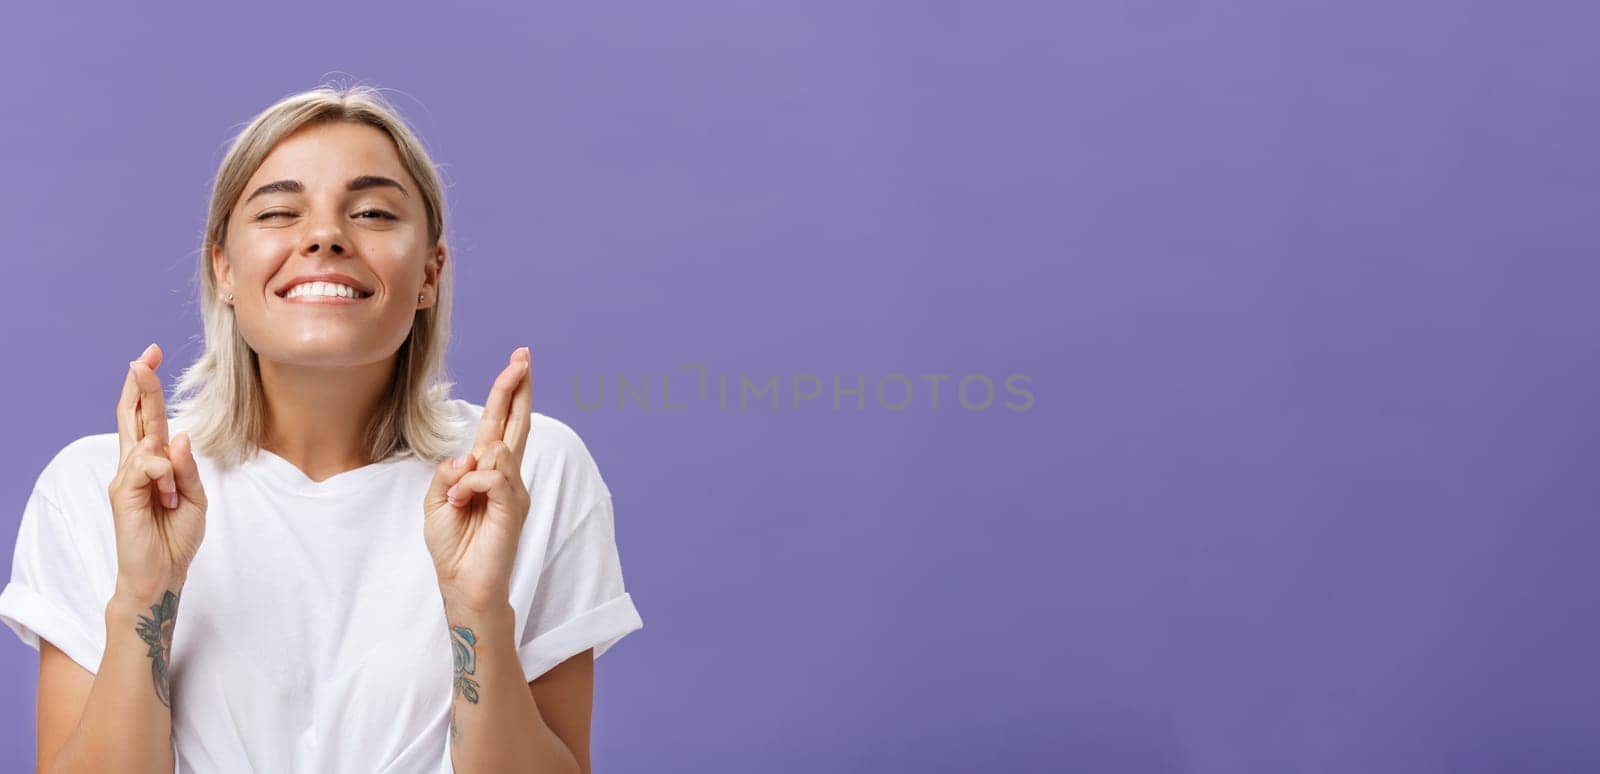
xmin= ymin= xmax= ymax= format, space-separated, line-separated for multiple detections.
xmin=286 ymin=281 xmax=362 ymax=299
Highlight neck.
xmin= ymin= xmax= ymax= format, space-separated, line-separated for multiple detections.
xmin=257 ymin=354 xmax=397 ymax=483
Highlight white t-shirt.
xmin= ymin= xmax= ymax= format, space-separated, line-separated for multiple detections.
xmin=0 ymin=398 xmax=643 ymax=773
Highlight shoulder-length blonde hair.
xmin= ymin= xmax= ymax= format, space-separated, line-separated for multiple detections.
xmin=169 ymin=82 xmax=466 ymax=469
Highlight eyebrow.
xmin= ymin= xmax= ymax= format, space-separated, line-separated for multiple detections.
xmin=243 ymin=175 xmax=410 ymax=204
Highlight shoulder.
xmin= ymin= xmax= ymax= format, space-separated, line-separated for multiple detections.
xmin=22 ymin=433 xmax=120 ymax=536
xmin=34 ymin=433 xmax=121 ymax=502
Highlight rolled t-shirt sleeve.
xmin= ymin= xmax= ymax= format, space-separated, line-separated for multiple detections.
xmin=0 ymin=447 xmax=114 ymax=675
xmin=516 ymin=494 xmax=643 ymax=683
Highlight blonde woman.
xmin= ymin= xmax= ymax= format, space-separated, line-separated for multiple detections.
xmin=0 ymin=84 xmax=643 ymax=773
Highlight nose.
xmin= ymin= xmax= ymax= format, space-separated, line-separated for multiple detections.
xmin=299 ymin=214 xmax=349 ymax=256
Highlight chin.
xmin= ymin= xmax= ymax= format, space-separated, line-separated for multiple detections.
xmin=257 ymin=343 xmax=386 ymax=369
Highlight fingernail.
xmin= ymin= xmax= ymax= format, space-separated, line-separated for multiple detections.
xmin=452 ymin=453 xmax=471 ymax=470
xmin=164 ymin=491 xmax=178 ymax=509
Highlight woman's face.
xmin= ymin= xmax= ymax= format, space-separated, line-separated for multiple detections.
xmin=212 ymin=120 xmax=444 ymax=368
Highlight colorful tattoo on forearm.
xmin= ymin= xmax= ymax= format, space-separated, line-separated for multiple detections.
xmin=449 ymin=624 xmax=480 ymax=743
xmin=133 ymin=590 xmax=180 ymax=708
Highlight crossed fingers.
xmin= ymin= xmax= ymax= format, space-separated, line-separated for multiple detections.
xmin=468 ymin=347 xmax=532 ymax=471
xmin=117 ymin=343 xmax=178 ymax=505
xmin=117 ymin=344 xmax=169 ymax=459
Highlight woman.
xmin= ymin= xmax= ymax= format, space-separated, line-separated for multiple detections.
xmin=0 ymin=84 xmax=643 ymax=773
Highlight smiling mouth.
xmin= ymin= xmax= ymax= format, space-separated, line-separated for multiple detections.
xmin=276 ymin=286 xmax=375 ymax=300
xmin=278 ymin=294 xmax=372 ymax=302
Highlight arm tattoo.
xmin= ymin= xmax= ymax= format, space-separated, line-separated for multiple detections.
xmin=449 ymin=624 xmax=480 ymax=743
xmin=133 ymin=590 xmax=180 ymax=708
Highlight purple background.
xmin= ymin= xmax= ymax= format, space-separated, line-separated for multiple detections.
xmin=2 ymin=2 xmax=1597 ymax=772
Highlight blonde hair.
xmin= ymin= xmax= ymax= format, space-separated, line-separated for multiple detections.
xmin=170 ymin=82 xmax=467 ymax=469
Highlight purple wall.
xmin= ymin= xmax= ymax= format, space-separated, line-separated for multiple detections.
xmin=2 ymin=2 xmax=1597 ymax=771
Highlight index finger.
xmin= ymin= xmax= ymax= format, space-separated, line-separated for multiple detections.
xmin=129 ymin=361 xmax=170 ymax=452
xmin=471 ymin=358 xmax=527 ymax=458
xmin=116 ymin=364 xmax=142 ymax=461
xmin=503 ymin=352 xmax=533 ymax=466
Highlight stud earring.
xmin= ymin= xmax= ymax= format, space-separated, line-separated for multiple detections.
xmin=418 ymin=292 xmax=425 ymax=302
xmin=226 ymin=292 xmax=234 ymax=302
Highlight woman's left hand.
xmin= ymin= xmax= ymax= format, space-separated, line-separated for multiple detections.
xmin=424 ymin=347 xmax=534 ymax=612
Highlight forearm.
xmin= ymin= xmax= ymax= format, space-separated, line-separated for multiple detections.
xmin=50 ymin=584 xmax=182 ymax=774
xmin=444 ymin=597 xmax=580 ymax=774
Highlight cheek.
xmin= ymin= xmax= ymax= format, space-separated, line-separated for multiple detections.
xmin=365 ymin=248 xmax=428 ymax=286
xmin=223 ymin=232 xmax=294 ymax=281
xmin=368 ymin=236 xmax=425 ymax=268
xmin=229 ymin=254 xmax=281 ymax=291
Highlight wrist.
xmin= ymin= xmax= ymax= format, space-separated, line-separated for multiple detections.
xmin=112 ymin=575 xmax=186 ymax=609
xmin=439 ymin=583 xmax=513 ymax=621
xmin=443 ymin=601 xmax=516 ymax=646
xmin=106 ymin=585 xmax=181 ymax=625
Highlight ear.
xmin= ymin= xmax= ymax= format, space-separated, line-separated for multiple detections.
xmin=419 ymin=246 xmax=447 ymax=308
xmin=212 ymin=244 xmax=232 ymax=301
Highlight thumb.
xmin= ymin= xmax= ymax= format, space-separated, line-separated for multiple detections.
xmin=426 ymin=451 xmax=476 ymax=509
xmin=169 ymin=433 xmax=205 ymax=507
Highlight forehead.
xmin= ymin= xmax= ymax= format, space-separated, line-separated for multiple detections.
xmin=247 ymin=121 xmax=410 ymax=186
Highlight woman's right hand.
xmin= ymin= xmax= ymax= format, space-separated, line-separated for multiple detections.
xmin=109 ymin=343 xmax=207 ymax=600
